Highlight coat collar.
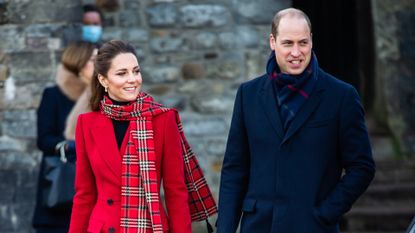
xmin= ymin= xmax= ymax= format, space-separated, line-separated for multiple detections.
xmin=260 ymin=68 xmax=326 ymax=144
xmin=90 ymin=113 xmax=123 ymax=182
xmin=56 ymin=64 xmax=86 ymax=101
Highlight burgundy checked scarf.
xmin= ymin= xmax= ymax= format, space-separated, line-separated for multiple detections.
xmin=100 ymin=93 xmax=217 ymax=233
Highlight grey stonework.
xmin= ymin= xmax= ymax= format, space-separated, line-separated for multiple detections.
xmin=1 ymin=0 xmax=414 ymax=232
xmin=372 ymin=0 xmax=415 ymax=156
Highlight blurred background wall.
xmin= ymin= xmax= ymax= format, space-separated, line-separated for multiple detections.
xmin=0 ymin=0 xmax=414 ymax=232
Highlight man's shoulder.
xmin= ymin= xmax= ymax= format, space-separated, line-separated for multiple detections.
xmin=318 ymin=68 xmax=354 ymax=92
xmin=240 ymin=74 xmax=268 ymax=90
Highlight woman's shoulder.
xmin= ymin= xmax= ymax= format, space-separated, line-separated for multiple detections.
xmin=42 ymin=85 xmax=64 ymax=97
xmin=154 ymin=108 xmax=177 ymax=120
xmin=78 ymin=111 xmax=104 ymax=122
xmin=152 ymin=109 xmax=179 ymax=130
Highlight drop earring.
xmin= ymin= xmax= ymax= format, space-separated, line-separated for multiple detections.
xmin=104 ymin=86 xmax=108 ymax=92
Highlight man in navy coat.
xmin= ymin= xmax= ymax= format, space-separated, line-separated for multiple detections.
xmin=217 ymin=8 xmax=375 ymax=233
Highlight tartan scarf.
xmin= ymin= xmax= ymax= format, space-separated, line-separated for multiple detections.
xmin=100 ymin=92 xmax=217 ymax=233
xmin=267 ymin=51 xmax=319 ymax=130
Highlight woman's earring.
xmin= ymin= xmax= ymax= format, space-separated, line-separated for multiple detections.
xmin=104 ymin=86 xmax=108 ymax=92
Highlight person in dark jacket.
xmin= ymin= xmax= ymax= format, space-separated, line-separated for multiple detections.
xmin=216 ymin=8 xmax=375 ymax=233
xmin=32 ymin=41 xmax=97 ymax=233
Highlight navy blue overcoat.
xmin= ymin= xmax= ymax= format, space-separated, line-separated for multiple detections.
xmin=32 ymin=86 xmax=75 ymax=229
xmin=217 ymin=68 xmax=375 ymax=233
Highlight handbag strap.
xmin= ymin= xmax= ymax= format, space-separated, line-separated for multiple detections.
xmin=55 ymin=141 xmax=68 ymax=163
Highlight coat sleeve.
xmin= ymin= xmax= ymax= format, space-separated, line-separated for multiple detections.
xmin=162 ymin=111 xmax=192 ymax=233
xmin=216 ymin=85 xmax=250 ymax=233
xmin=37 ymin=88 xmax=64 ymax=155
xmin=315 ymin=86 xmax=376 ymax=225
xmin=69 ymin=114 xmax=97 ymax=233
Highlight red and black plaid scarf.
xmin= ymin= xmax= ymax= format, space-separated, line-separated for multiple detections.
xmin=100 ymin=92 xmax=217 ymax=233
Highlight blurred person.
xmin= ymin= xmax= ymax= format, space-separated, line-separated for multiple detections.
xmin=32 ymin=41 xmax=97 ymax=233
xmin=216 ymin=8 xmax=375 ymax=233
xmin=69 ymin=40 xmax=217 ymax=233
xmin=82 ymin=4 xmax=103 ymax=44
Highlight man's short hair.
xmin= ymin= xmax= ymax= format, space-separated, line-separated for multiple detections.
xmin=83 ymin=4 xmax=104 ymax=20
xmin=271 ymin=8 xmax=312 ymax=37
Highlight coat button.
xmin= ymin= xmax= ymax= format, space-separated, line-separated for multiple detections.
xmin=108 ymin=227 xmax=115 ymax=233
xmin=107 ymin=199 xmax=114 ymax=205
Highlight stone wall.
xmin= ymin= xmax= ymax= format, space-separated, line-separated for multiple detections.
xmin=0 ymin=0 xmax=291 ymax=232
xmin=372 ymin=0 xmax=415 ymax=157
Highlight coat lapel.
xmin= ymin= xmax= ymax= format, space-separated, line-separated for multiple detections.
xmin=91 ymin=115 xmax=122 ymax=181
xmin=260 ymin=77 xmax=284 ymax=139
xmin=282 ymin=74 xmax=325 ymax=145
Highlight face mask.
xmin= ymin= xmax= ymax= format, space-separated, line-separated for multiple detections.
xmin=82 ymin=25 xmax=102 ymax=43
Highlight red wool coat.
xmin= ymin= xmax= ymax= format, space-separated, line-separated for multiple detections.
xmin=69 ymin=111 xmax=192 ymax=233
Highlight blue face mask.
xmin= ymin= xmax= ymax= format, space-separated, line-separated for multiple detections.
xmin=82 ymin=25 xmax=102 ymax=43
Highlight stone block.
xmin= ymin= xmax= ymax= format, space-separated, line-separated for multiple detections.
xmin=124 ymin=28 xmax=149 ymax=43
xmin=158 ymin=95 xmax=187 ymax=111
xmin=0 ymin=151 xmax=38 ymax=172
xmin=2 ymin=77 xmax=50 ymax=109
xmin=119 ymin=10 xmax=141 ymax=28
xmin=181 ymin=63 xmax=205 ymax=80
xmin=146 ymin=3 xmax=177 ymax=27
xmin=206 ymin=138 xmax=227 ymax=156
xmin=7 ymin=0 xmax=82 ymax=24
xmin=177 ymin=80 xmax=208 ymax=95
xmin=219 ymin=26 xmax=260 ymax=49
xmin=22 ymin=23 xmax=79 ymax=50
xmin=2 ymin=110 xmax=37 ymax=139
xmin=180 ymin=114 xmax=227 ymax=136
xmin=0 ymin=135 xmax=28 ymax=152
xmin=10 ymin=51 xmax=53 ymax=72
xmin=246 ymin=50 xmax=268 ymax=81
xmin=192 ymin=31 xmax=217 ymax=49
xmin=179 ymin=4 xmax=231 ymax=28
xmin=191 ymin=95 xmax=235 ymax=114
xmin=147 ymin=84 xmax=172 ymax=96
xmin=144 ymin=65 xmax=180 ymax=84
xmin=11 ymin=69 xmax=55 ymax=84
xmin=205 ymin=58 xmax=243 ymax=80
xmin=150 ymin=36 xmax=187 ymax=53
xmin=0 ymin=25 xmax=25 ymax=52
xmin=102 ymin=27 xmax=123 ymax=41
xmin=232 ymin=0 xmax=290 ymax=24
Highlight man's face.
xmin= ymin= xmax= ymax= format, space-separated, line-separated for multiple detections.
xmin=270 ymin=16 xmax=312 ymax=75
xmin=83 ymin=11 xmax=102 ymax=26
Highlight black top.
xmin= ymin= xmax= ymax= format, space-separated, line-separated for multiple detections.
xmin=109 ymin=97 xmax=130 ymax=149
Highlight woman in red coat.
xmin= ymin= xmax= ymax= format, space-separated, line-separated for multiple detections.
xmin=69 ymin=40 xmax=217 ymax=233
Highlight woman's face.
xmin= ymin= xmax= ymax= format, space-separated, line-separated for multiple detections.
xmin=98 ymin=52 xmax=142 ymax=102
xmin=80 ymin=48 xmax=98 ymax=84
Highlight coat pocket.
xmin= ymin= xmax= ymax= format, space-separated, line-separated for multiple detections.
xmin=87 ymin=220 xmax=104 ymax=233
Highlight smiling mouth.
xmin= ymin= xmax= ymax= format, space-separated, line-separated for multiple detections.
xmin=290 ymin=60 xmax=302 ymax=65
xmin=124 ymin=87 xmax=136 ymax=91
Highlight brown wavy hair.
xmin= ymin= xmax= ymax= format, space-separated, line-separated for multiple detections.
xmin=61 ymin=41 xmax=96 ymax=75
xmin=90 ymin=40 xmax=137 ymax=111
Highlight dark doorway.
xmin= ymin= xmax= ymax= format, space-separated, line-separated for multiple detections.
xmin=292 ymin=0 xmax=375 ymax=110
